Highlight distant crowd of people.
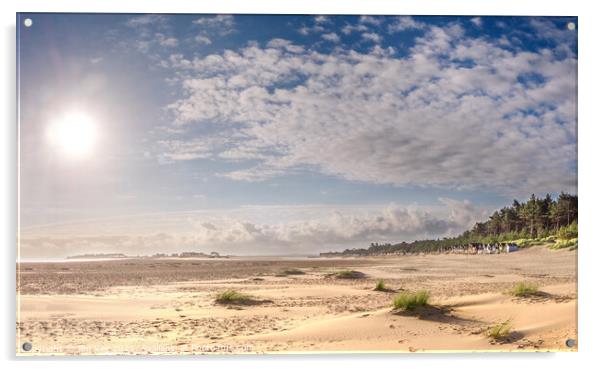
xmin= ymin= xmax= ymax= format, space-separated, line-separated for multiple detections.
xmin=437 ymin=242 xmax=519 ymax=254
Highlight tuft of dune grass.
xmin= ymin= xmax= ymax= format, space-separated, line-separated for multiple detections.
xmin=487 ymin=320 xmax=512 ymax=340
xmin=509 ymin=281 xmax=539 ymax=297
xmin=215 ymin=290 xmax=256 ymax=305
xmin=549 ymin=238 xmax=578 ymax=250
xmin=333 ymin=270 xmax=366 ymax=279
xmin=277 ymin=268 xmax=306 ymax=276
xmin=374 ymin=279 xmax=387 ymax=291
xmin=393 ymin=290 xmax=430 ymax=311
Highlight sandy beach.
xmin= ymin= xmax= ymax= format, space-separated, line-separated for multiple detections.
xmin=16 ymin=245 xmax=577 ymax=355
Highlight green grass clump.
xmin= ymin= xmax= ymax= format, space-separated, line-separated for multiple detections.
xmin=557 ymin=222 xmax=578 ymax=240
xmin=393 ymin=290 xmax=430 ymax=311
xmin=334 ymin=270 xmax=366 ymax=279
xmin=511 ymin=238 xmax=538 ymax=248
xmin=507 ymin=236 xmax=560 ymax=248
xmin=278 ymin=268 xmax=306 ymax=276
xmin=487 ymin=320 xmax=512 ymax=340
xmin=374 ymin=279 xmax=387 ymax=291
xmin=215 ymin=290 xmax=255 ymax=305
xmin=510 ymin=281 xmax=539 ymax=297
xmin=549 ymin=238 xmax=578 ymax=250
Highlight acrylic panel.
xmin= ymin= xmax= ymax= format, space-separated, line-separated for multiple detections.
xmin=16 ymin=13 xmax=578 ymax=355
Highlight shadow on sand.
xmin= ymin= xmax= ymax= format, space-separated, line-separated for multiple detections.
xmin=392 ymin=305 xmax=481 ymax=325
xmin=512 ymin=291 xmax=574 ymax=303
xmin=489 ymin=331 xmax=526 ymax=344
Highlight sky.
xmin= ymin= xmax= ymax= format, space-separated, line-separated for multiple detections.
xmin=17 ymin=14 xmax=577 ymax=258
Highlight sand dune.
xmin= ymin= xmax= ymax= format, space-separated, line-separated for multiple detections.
xmin=16 ymin=246 xmax=577 ymax=355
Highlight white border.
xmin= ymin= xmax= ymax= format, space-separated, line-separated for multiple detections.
xmin=2 ymin=1 xmax=601 ymax=368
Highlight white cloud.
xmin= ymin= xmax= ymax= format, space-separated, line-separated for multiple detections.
xmin=359 ymin=16 xmax=382 ymax=26
xmin=298 ymin=26 xmax=311 ymax=36
xmin=340 ymin=16 xmax=381 ymax=36
xmin=194 ymin=35 xmax=212 ymax=45
xmin=361 ymin=32 xmax=382 ymax=43
xmin=134 ymin=40 xmax=151 ymax=53
xmin=266 ymin=38 xmax=305 ymax=53
xmin=126 ymin=14 xmax=168 ymax=29
xmin=314 ymin=15 xmax=330 ymax=24
xmin=156 ymin=137 xmax=225 ymax=163
xmin=218 ymin=166 xmax=288 ymax=182
xmin=471 ymin=17 xmax=483 ymax=27
xmin=321 ymin=32 xmax=341 ymax=43
xmin=89 ymin=57 xmax=103 ymax=65
xmin=341 ymin=23 xmax=369 ymax=35
xmin=299 ymin=25 xmax=325 ymax=35
xmin=388 ymin=16 xmax=426 ymax=33
xmin=298 ymin=16 xmax=332 ymax=35
xmin=160 ymin=21 xmax=576 ymax=197
xmin=156 ymin=33 xmax=179 ymax=47
xmin=125 ymin=15 xmax=179 ymax=56
xmin=193 ymin=14 xmax=235 ymax=35
xmin=266 ymin=38 xmax=290 ymax=48
xmin=190 ymin=15 xmax=235 ymax=48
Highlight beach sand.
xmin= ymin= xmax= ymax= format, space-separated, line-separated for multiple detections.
xmin=16 ymin=245 xmax=577 ymax=355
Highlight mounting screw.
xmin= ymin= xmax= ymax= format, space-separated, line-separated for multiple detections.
xmin=22 ymin=342 xmax=32 ymax=351
xmin=23 ymin=18 xmax=33 ymax=27
xmin=565 ymin=338 xmax=576 ymax=348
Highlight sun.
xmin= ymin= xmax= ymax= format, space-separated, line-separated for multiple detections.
xmin=46 ymin=112 xmax=99 ymax=159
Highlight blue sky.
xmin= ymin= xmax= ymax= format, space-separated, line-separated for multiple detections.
xmin=18 ymin=14 xmax=577 ymax=257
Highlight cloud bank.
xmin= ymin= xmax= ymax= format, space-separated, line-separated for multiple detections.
xmin=20 ymin=199 xmax=488 ymax=258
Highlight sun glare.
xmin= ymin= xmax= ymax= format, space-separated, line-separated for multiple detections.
xmin=47 ymin=112 xmax=98 ymax=159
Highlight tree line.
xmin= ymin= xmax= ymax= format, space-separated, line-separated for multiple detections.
xmin=463 ymin=192 xmax=577 ymax=242
xmin=319 ymin=193 xmax=577 ymax=256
